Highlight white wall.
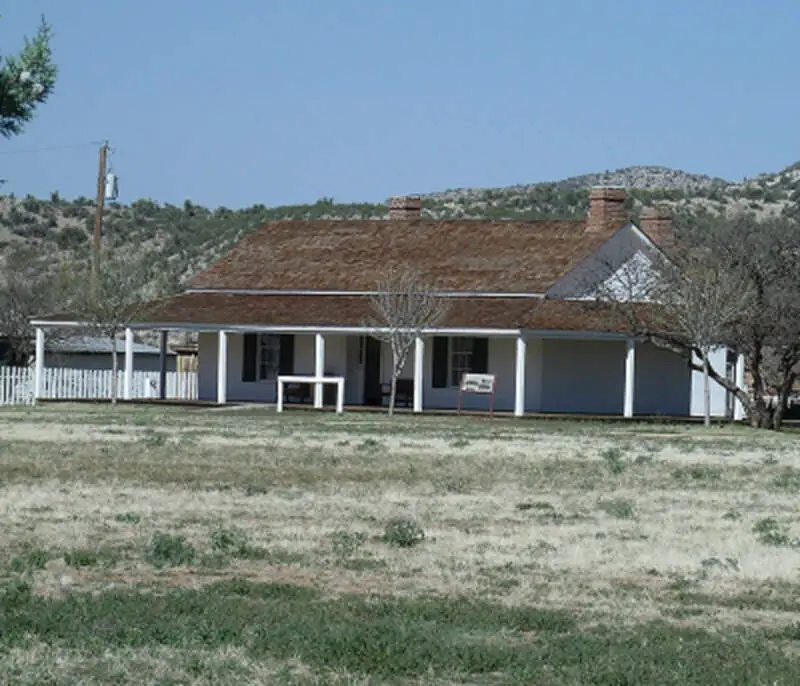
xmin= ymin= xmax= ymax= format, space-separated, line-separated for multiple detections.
xmin=540 ymin=339 xmax=626 ymax=414
xmin=197 ymin=332 xmax=698 ymax=416
xmin=197 ymin=332 xmax=348 ymax=403
xmin=634 ymin=342 xmax=691 ymax=416
xmin=690 ymin=348 xmax=731 ymax=418
xmin=421 ymin=337 xmax=517 ymax=412
xmin=539 ymin=339 xmax=690 ymax=415
xmin=197 ymin=332 xmax=217 ymax=401
xmin=525 ymin=338 xmax=544 ymax=412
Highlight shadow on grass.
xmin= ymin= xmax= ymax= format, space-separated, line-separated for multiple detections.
xmin=1 ymin=579 xmax=797 ymax=683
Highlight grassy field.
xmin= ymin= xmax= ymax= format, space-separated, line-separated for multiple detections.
xmin=1 ymin=404 xmax=800 ymax=684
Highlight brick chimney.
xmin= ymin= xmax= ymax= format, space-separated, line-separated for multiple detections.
xmin=639 ymin=205 xmax=675 ymax=251
xmin=388 ymin=195 xmax=422 ymax=219
xmin=586 ymin=187 xmax=628 ymax=235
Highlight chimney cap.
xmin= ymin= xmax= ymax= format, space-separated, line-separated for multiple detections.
xmin=388 ymin=194 xmax=421 ymax=204
xmin=589 ymin=186 xmax=627 ymax=201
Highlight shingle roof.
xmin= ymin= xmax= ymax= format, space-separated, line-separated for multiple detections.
xmin=136 ymin=292 xmax=636 ymax=333
xmin=47 ymin=335 xmax=170 ymax=355
xmin=36 ymin=215 xmax=643 ymax=334
xmin=187 ymin=219 xmax=611 ymax=293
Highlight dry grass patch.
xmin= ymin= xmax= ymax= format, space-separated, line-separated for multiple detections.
xmin=2 ymin=405 xmax=800 ymax=680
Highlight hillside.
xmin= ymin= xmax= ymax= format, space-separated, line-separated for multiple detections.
xmin=1 ymin=162 xmax=799 ymax=290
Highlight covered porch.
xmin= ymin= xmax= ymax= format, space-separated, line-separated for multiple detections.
xmin=190 ymin=326 xmax=701 ymax=418
xmin=30 ymin=293 xmax=746 ymax=418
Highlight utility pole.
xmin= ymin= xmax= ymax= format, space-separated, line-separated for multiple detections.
xmin=93 ymin=140 xmax=109 ymax=275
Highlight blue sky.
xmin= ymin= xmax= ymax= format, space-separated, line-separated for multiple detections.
xmin=1 ymin=1 xmax=798 ymax=208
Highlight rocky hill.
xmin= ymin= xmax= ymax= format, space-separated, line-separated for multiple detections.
xmin=427 ymin=165 xmax=725 ymax=201
xmin=1 ymin=162 xmax=799 ymax=290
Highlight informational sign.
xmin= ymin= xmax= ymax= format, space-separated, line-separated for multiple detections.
xmin=457 ymin=373 xmax=497 ymax=417
xmin=460 ymin=373 xmax=495 ymax=394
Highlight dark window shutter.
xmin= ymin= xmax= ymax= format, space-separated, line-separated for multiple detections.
xmin=279 ymin=334 xmax=295 ymax=375
xmin=432 ymin=336 xmax=448 ymax=388
xmin=471 ymin=337 xmax=489 ymax=374
xmin=242 ymin=333 xmax=257 ymax=382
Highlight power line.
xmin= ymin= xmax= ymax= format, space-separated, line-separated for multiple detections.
xmin=0 ymin=141 xmax=104 ymax=156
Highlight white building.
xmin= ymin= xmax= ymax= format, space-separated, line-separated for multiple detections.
xmin=31 ymin=189 xmax=743 ymax=418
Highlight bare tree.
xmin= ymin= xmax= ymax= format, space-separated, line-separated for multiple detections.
xmin=63 ymin=249 xmax=157 ymax=404
xmin=585 ymin=244 xmax=746 ymax=427
xmin=592 ymin=210 xmax=800 ymax=429
xmin=0 ymin=243 xmax=71 ymax=365
xmin=707 ymin=212 xmax=800 ymax=429
xmin=649 ymin=254 xmax=755 ymax=426
xmin=367 ymin=264 xmax=449 ymax=415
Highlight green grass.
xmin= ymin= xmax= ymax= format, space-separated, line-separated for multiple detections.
xmin=0 ymin=580 xmax=797 ymax=684
xmin=3 ymin=405 xmax=800 ymax=682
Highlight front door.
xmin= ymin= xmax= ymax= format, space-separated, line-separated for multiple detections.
xmin=363 ymin=337 xmax=382 ymax=406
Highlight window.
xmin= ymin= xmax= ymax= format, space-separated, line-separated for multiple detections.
xmin=450 ymin=338 xmax=474 ymax=387
xmin=258 ymin=334 xmax=281 ymax=381
xmin=432 ymin=336 xmax=489 ymax=389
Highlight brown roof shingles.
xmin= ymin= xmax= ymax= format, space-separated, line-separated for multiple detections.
xmin=38 ymin=216 xmax=645 ymax=333
xmin=136 ymin=292 xmax=636 ymax=333
xmin=187 ymin=219 xmax=609 ymax=293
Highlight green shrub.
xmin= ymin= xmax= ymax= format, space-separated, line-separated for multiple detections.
xmin=384 ymin=518 xmax=425 ymax=548
xmin=516 ymin=501 xmax=555 ymax=512
xmin=0 ymin=579 xmax=31 ymax=609
xmin=148 ymin=532 xmax=196 ymax=567
xmin=210 ymin=527 xmax=250 ymax=556
xmin=10 ymin=548 xmax=49 ymax=573
xmin=114 ymin=512 xmax=141 ymax=525
xmin=752 ymin=518 xmax=797 ymax=547
xmin=63 ymin=550 xmax=98 ymax=568
xmin=601 ymin=447 xmax=626 ymax=474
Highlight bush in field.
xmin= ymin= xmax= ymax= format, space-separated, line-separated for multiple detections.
xmin=0 ymin=579 xmax=31 ymax=609
xmin=210 ymin=527 xmax=250 ymax=556
xmin=148 ymin=532 xmax=196 ymax=567
xmin=63 ymin=550 xmax=98 ymax=568
xmin=383 ymin=518 xmax=425 ymax=548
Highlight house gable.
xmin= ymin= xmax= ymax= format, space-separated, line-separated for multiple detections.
xmin=545 ymin=223 xmax=665 ymax=302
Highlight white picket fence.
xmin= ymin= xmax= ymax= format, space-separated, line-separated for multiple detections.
xmin=0 ymin=367 xmax=198 ymax=405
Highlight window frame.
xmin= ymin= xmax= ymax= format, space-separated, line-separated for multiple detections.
xmin=257 ymin=333 xmax=281 ymax=382
xmin=449 ymin=337 xmax=474 ymax=388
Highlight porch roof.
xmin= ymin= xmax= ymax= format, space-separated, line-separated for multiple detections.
xmin=66 ymin=292 xmax=639 ymax=334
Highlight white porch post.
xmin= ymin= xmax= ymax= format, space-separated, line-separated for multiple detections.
xmin=413 ymin=336 xmax=424 ymax=413
xmin=734 ymin=353 xmax=746 ymax=421
xmin=217 ymin=330 xmax=228 ymax=405
xmin=514 ymin=335 xmax=526 ymax=417
xmin=158 ymin=330 xmax=168 ymax=400
xmin=623 ymin=339 xmax=635 ymax=418
xmin=314 ymin=333 xmax=325 ymax=409
xmin=33 ymin=327 xmax=45 ymax=404
xmin=123 ymin=327 xmax=134 ymax=400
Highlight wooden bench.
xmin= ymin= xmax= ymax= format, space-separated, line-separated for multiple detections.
xmin=381 ymin=379 xmax=414 ymax=408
